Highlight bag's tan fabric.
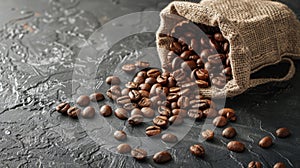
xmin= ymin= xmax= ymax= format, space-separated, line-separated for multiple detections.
xmin=156 ymin=0 xmax=300 ymax=98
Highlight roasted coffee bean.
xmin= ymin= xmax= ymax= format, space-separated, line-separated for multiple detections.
xmin=180 ymin=50 xmax=193 ymax=60
xmin=99 ymin=105 xmax=112 ymax=117
xmin=192 ymin=69 xmax=209 ymax=80
xmin=201 ymin=129 xmax=214 ymax=141
xmin=259 ymin=136 xmax=273 ymax=148
xmin=222 ymin=67 xmax=232 ymax=76
xmin=158 ymin=106 xmax=171 ymax=117
xmin=167 ymin=93 xmax=179 ymax=102
xmin=188 ymin=109 xmax=203 ymax=119
xmin=161 ymin=133 xmax=178 ymax=143
xmin=82 ymin=106 xmax=95 ymax=118
xmin=125 ymin=82 xmax=138 ymax=89
xmin=177 ymin=88 xmax=190 ymax=96
xmin=189 ymin=55 xmax=200 ymax=61
xmin=203 ymin=108 xmax=218 ymax=118
xmin=218 ymin=108 xmax=235 ymax=119
xmin=56 ymin=102 xmax=70 ymax=114
xmin=182 ymin=60 xmax=197 ymax=70
xmin=131 ymin=148 xmax=147 ymax=160
xmin=248 ymin=161 xmax=262 ymax=168
xmin=200 ymin=49 xmax=211 ymax=61
xmin=139 ymin=90 xmax=150 ymax=98
xmin=128 ymin=115 xmax=144 ymax=125
xmin=209 ymin=39 xmax=221 ymax=51
xmin=128 ymin=90 xmax=141 ymax=102
xmin=227 ymin=141 xmax=245 ymax=153
xmin=135 ymin=61 xmax=150 ymax=69
xmin=169 ymin=115 xmax=183 ymax=125
xmin=114 ymin=108 xmax=128 ymax=120
xmin=133 ymin=76 xmax=145 ymax=85
xmin=150 ymin=96 xmax=161 ymax=105
xmin=76 ymin=95 xmax=90 ymax=107
xmin=190 ymin=144 xmax=205 ymax=157
xmin=114 ymin=130 xmax=127 ymax=141
xmin=138 ymin=97 xmax=152 ymax=107
xmin=122 ymin=64 xmax=136 ymax=73
xmin=123 ymin=103 xmax=138 ymax=111
xmin=153 ymin=116 xmax=168 ymax=127
xmin=172 ymin=69 xmax=186 ymax=81
xmin=107 ymin=85 xmax=121 ymax=100
xmin=131 ymin=108 xmax=143 ymax=116
xmin=171 ymin=102 xmax=179 ymax=110
xmin=214 ymin=32 xmax=225 ymax=42
xmin=177 ymin=96 xmax=190 ymax=108
xmin=276 ymin=128 xmax=290 ymax=138
xmin=121 ymin=88 xmax=131 ymax=96
xmin=139 ymin=83 xmax=151 ymax=91
xmin=141 ymin=107 xmax=155 ymax=118
xmin=116 ymin=96 xmax=131 ymax=105
xmin=117 ymin=143 xmax=131 ymax=154
xmin=155 ymin=86 xmax=168 ymax=96
xmin=89 ymin=92 xmax=105 ymax=102
xmin=169 ymin=87 xmax=180 ymax=93
xmin=136 ymin=71 xmax=147 ymax=78
xmin=167 ymin=76 xmax=177 ymax=87
xmin=213 ymin=116 xmax=227 ymax=127
xmin=157 ymin=100 xmax=170 ymax=107
xmin=145 ymin=77 xmax=157 ymax=85
xmin=153 ymin=151 xmax=172 ymax=164
xmin=150 ymin=83 xmax=162 ymax=96
xmin=157 ymin=75 xmax=168 ymax=85
xmin=147 ymin=69 xmax=161 ymax=78
xmin=211 ymin=76 xmax=226 ymax=88
xmin=106 ymin=76 xmax=121 ymax=85
xmin=196 ymin=80 xmax=209 ymax=88
xmin=172 ymin=109 xmax=187 ymax=117
xmin=222 ymin=127 xmax=237 ymax=139
xmin=145 ymin=125 xmax=161 ymax=136
xmin=273 ymin=162 xmax=286 ymax=168
xmin=170 ymin=41 xmax=182 ymax=54
xmin=67 ymin=106 xmax=80 ymax=118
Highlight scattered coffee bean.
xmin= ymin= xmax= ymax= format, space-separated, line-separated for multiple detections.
xmin=117 ymin=143 xmax=131 ymax=154
xmin=128 ymin=90 xmax=141 ymax=101
xmin=107 ymin=85 xmax=121 ymax=100
xmin=169 ymin=115 xmax=183 ymax=125
xmin=123 ymin=103 xmax=138 ymax=111
xmin=81 ymin=106 xmax=95 ymax=118
xmin=153 ymin=115 xmax=168 ymax=127
xmin=114 ymin=130 xmax=127 ymax=141
xmin=213 ymin=116 xmax=227 ymax=127
xmin=56 ymin=102 xmax=70 ymax=115
xmin=141 ymin=107 xmax=155 ymax=118
xmin=158 ymin=106 xmax=171 ymax=117
xmin=248 ymin=161 xmax=262 ymax=168
xmin=227 ymin=141 xmax=245 ymax=152
xmin=67 ymin=106 xmax=80 ymax=118
xmin=147 ymin=69 xmax=161 ymax=78
xmin=218 ymin=108 xmax=235 ymax=119
xmin=153 ymin=151 xmax=172 ymax=164
xmin=161 ymin=133 xmax=178 ymax=143
xmin=131 ymin=108 xmax=143 ymax=116
xmin=259 ymin=136 xmax=273 ymax=148
xmin=190 ymin=144 xmax=205 ymax=157
xmin=114 ymin=108 xmax=128 ymax=120
xmin=201 ymin=129 xmax=214 ymax=141
xmin=131 ymin=148 xmax=147 ymax=160
xmin=128 ymin=115 xmax=144 ymax=125
xmin=188 ymin=109 xmax=203 ymax=119
xmin=273 ymin=162 xmax=286 ymax=168
xmin=89 ymin=92 xmax=105 ymax=102
xmin=133 ymin=76 xmax=145 ymax=85
xmin=135 ymin=61 xmax=150 ymax=69
xmin=276 ymin=128 xmax=290 ymax=138
xmin=122 ymin=64 xmax=136 ymax=73
xmin=116 ymin=95 xmax=131 ymax=105
xmin=138 ymin=97 xmax=152 ymax=107
xmin=76 ymin=95 xmax=90 ymax=107
xmin=222 ymin=127 xmax=237 ymax=139
xmin=106 ymin=76 xmax=121 ymax=85
xmin=99 ymin=105 xmax=112 ymax=117
xmin=145 ymin=125 xmax=161 ymax=137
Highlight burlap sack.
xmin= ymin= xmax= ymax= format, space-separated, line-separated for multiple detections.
xmin=156 ymin=0 xmax=300 ymax=98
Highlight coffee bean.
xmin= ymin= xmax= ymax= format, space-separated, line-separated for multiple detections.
xmin=169 ymin=115 xmax=183 ymax=125
xmin=222 ymin=127 xmax=237 ymax=139
xmin=116 ymin=95 xmax=131 ymax=105
xmin=167 ymin=93 xmax=179 ymax=102
xmin=139 ymin=83 xmax=151 ymax=91
xmin=107 ymin=85 xmax=121 ymax=100
xmin=128 ymin=115 xmax=144 ymax=125
xmin=117 ymin=143 xmax=131 ymax=154
xmin=99 ymin=105 xmax=112 ymax=117
xmin=133 ymin=76 xmax=145 ymax=85
xmin=131 ymin=148 xmax=147 ymax=160
xmin=276 ymin=128 xmax=290 ymax=138
xmin=67 ymin=106 xmax=80 ymax=118
xmin=145 ymin=77 xmax=157 ymax=85
xmin=147 ymin=69 xmax=161 ymax=78
xmin=222 ymin=67 xmax=232 ymax=76
xmin=192 ymin=69 xmax=209 ymax=80
xmin=157 ymin=75 xmax=168 ymax=85
xmin=172 ymin=109 xmax=187 ymax=117
xmin=121 ymin=88 xmax=131 ymax=96
xmin=158 ymin=106 xmax=171 ymax=117
xmin=188 ymin=109 xmax=203 ymax=119
xmin=196 ymin=80 xmax=209 ymax=88
xmin=259 ymin=136 xmax=273 ymax=148
xmin=135 ymin=61 xmax=150 ymax=69
xmin=139 ymin=90 xmax=150 ymax=98
xmin=170 ymin=41 xmax=182 ymax=54
xmin=157 ymin=100 xmax=170 ymax=107
xmin=161 ymin=133 xmax=178 ymax=143
xmin=114 ymin=130 xmax=127 ymax=141
xmin=128 ymin=90 xmax=141 ymax=102
xmin=141 ymin=107 xmax=155 ymax=118
xmin=153 ymin=116 xmax=168 ymax=127
xmin=125 ymin=82 xmax=139 ymax=89
xmin=213 ymin=116 xmax=227 ymax=127
xmin=248 ymin=161 xmax=262 ymax=168
xmin=123 ymin=103 xmax=138 ymax=111
xmin=136 ymin=71 xmax=147 ymax=78
xmin=201 ymin=129 xmax=214 ymax=141
xmin=145 ymin=125 xmax=161 ymax=136
xmin=227 ymin=141 xmax=245 ymax=152
xmin=89 ymin=92 xmax=105 ymax=102
xmin=167 ymin=76 xmax=177 ymax=87
xmin=218 ymin=108 xmax=235 ymax=118
xmin=114 ymin=108 xmax=128 ymax=120
xmin=81 ymin=106 xmax=95 ymax=118
xmin=203 ymin=108 xmax=218 ymax=118
xmin=76 ymin=95 xmax=90 ymax=107
xmin=150 ymin=96 xmax=161 ymax=105
xmin=177 ymin=88 xmax=190 ymax=96
xmin=122 ymin=64 xmax=136 ymax=73
xmin=138 ymin=97 xmax=152 ymax=107
xmin=56 ymin=102 xmax=70 ymax=115
xmin=180 ymin=50 xmax=192 ymax=60
xmin=106 ymin=76 xmax=121 ymax=85
xmin=153 ymin=151 xmax=172 ymax=164
xmin=273 ymin=162 xmax=286 ymax=168
xmin=190 ymin=144 xmax=205 ymax=157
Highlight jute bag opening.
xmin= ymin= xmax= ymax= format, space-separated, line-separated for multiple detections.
xmin=156 ymin=0 xmax=300 ymax=98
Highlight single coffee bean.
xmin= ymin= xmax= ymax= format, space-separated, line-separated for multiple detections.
xmin=145 ymin=77 xmax=157 ymax=85
xmin=172 ymin=109 xmax=187 ymax=117
xmin=131 ymin=108 xmax=143 ymax=116
xmin=67 ymin=106 xmax=80 ymax=118
xmin=227 ymin=141 xmax=245 ymax=153
xmin=190 ymin=144 xmax=205 ymax=157
xmin=276 ymin=128 xmax=290 ymax=138
xmin=125 ymin=82 xmax=139 ymax=89
xmin=89 ymin=92 xmax=105 ymax=102
xmin=169 ymin=115 xmax=183 ymax=125
xmin=106 ymin=76 xmax=121 ymax=85
xmin=161 ymin=133 xmax=178 ymax=143
xmin=141 ymin=107 xmax=155 ymax=118
xmin=121 ymin=88 xmax=131 ymax=96
xmin=218 ymin=108 xmax=235 ymax=118
xmin=99 ymin=105 xmax=112 ymax=117
xmin=157 ymin=75 xmax=168 ymax=85
xmin=153 ymin=115 xmax=168 ymax=127
xmin=192 ymin=69 xmax=209 ymax=80
xmin=138 ymin=97 xmax=152 ymax=107
xmin=133 ymin=76 xmax=145 ymax=85
xmin=122 ymin=64 xmax=136 ymax=73
xmin=114 ymin=130 xmax=127 ymax=141
xmin=150 ymin=96 xmax=161 ymax=105
xmin=182 ymin=60 xmax=197 ymax=70
xmin=167 ymin=76 xmax=177 ymax=87
xmin=203 ymin=108 xmax=218 ymax=118
xmin=136 ymin=71 xmax=147 ymax=78
xmin=128 ymin=115 xmax=144 ymax=125
xmin=196 ymin=80 xmax=209 ymax=88
xmin=188 ymin=109 xmax=203 ymax=119
xmin=123 ymin=103 xmax=138 ymax=111
xmin=56 ymin=102 xmax=70 ymax=115
xmin=213 ymin=116 xmax=227 ymax=127
xmin=222 ymin=127 xmax=237 ymax=139
xmin=167 ymin=93 xmax=179 ymax=102
xmin=139 ymin=90 xmax=150 ymax=98
xmin=177 ymin=88 xmax=190 ymax=96
xmin=135 ymin=61 xmax=150 ymax=69
xmin=107 ymin=85 xmax=121 ymax=100
xmin=259 ymin=136 xmax=273 ymax=148
xmin=76 ymin=95 xmax=90 ymax=107
xmin=273 ymin=162 xmax=286 ymax=168
xmin=170 ymin=41 xmax=182 ymax=54
xmin=248 ymin=161 xmax=262 ymax=168
xmin=158 ymin=106 xmax=171 ymax=117
xmin=180 ymin=50 xmax=193 ymax=60
xmin=116 ymin=95 xmax=131 ymax=105
xmin=153 ymin=151 xmax=172 ymax=164
xmin=128 ymin=90 xmax=141 ymax=102
xmin=81 ymin=106 xmax=95 ymax=118
xmin=131 ymin=148 xmax=147 ymax=160
xmin=117 ymin=143 xmax=131 ymax=154
xmin=145 ymin=125 xmax=161 ymax=136
xmin=222 ymin=67 xmax=232 ymax=76
xmin=114 ymin=108 xmax=128 ymax=120
xmin=139 ymin=83 xmax=151 ymax=91
xmin=171 ymin=102 xmax=179 ymax=109
xmin=147 ymin=69 xmax=161 ymax=78
xmin=201 ymin=129 xmax=214 ymax=141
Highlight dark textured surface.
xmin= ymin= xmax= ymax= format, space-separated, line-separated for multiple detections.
xmin=0 ymin=0 xmax=299 ymax=167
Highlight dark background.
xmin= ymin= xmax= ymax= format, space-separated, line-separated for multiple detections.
xmin=0 ymin=0 xmax=299 ymax=167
